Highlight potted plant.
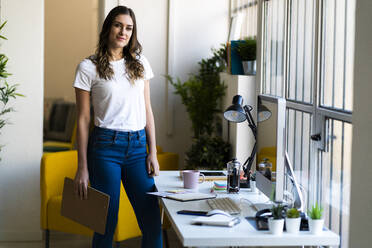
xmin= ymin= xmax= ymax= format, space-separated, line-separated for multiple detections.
xmin=185 ymin=135 xmax=231 ymax=170
xmin=285 ymin=208 xmax=301 ymax=234
xmin=308 ymin=203 xmax=324 ymax=234
xmin=235 ymin=38 xmax=257 ymax=75
xmin=268 ymin=203 xmax=285 ymax=235
xmin=166 ymin=44 xmax=232 ymax=170
xmin=0 ymin=21 xmax=24 ymax=161
xmin=211 ymin=43 xmax=228 ymax=72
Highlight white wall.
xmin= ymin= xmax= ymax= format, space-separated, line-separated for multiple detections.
xmin=349 ymin=0 xmax=372 ymax=247
xmin=0 ymin=0 xmax=44 ymax=241
xmin=116 ymin=0 xmax=230 ymax=166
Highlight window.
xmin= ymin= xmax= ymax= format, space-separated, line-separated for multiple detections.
xmin=260 ymin=0 xmax=355 ymax=247
xmin=231 ymin=0 xmax=258 ymax=39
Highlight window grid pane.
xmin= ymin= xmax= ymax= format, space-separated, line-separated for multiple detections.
xmin=287 ymin=0 xmax=315 ymax=103
xmin=285 ymin=109 xmax=312 ymax=211
xmin=318 ymin=120 xmax=352 ymax=248
xmin=320 ymin=0 xmax=355 ymax=112
xmin=234 ymin=0 xmax=258 ymax=39
xmin=262 ymin=0 xmax=285 ymax=97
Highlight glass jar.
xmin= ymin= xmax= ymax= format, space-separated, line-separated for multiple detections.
xmin=257 ymin=159 xmax=267 ymax=173
xmin=271 ymin=171 xmax=277 ymax=182
xmin=227 ymin=158 xmax=241 ymax=193
xmin=258 ymin=158 xmax=272 ymax=180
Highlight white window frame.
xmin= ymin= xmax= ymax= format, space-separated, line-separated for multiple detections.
xmin=256 ymin=0 xmax=353 ymax=206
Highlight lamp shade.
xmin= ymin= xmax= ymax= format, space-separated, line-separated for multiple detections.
xmin=223 ymin=95 xmax=246 ymax=123
xmin=257 ymin=103 xmax=271 ymax=122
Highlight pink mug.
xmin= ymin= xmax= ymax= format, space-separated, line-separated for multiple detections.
xmin=183 ymin=170 xmax=205 ymax=190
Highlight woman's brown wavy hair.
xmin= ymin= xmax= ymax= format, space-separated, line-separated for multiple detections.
xmin=92 ymin=6 xmax=144 ymax=83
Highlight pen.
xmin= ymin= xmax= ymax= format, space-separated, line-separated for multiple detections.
xmin=177 ymin=210 xmax=208 ymax=216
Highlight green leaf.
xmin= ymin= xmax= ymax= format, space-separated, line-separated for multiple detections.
xmin=286 ymin=208 xmax=300 ymax=218
xmin=0 ymin=20 xmax=8 ymax=31
xmin=271 ymin=203 xmax=285 ymax=219
xmin=0 ymin=107 xmax=14 ymax=115
xmin=308 ymin=202 xmax=324 ymax=219
xmin=0 ymin=119 xmax=6 ymax=129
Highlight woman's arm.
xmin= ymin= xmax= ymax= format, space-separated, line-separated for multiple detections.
xmin=74 ymin=88 xmax=91 ymax=199
xmin=144 ymin=80 xmax=159 ymax=176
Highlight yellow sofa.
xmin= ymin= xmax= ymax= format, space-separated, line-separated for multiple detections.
xmin=40 ymin=147 xmax=178 ymax=247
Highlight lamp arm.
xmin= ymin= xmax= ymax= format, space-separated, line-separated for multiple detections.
xmin=243 ymin=105 xmax=257 ymax=139
xmin=242 ymin=142 xmax=257 ymax=177
xmin=241 ymin=105 xmax=257 ymax=178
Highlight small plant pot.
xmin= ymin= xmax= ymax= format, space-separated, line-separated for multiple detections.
xmin=309 ymin=218 xmax=324 ymax=234
xmin=242 ymin=60 xmax=256 ymax=75
xmin=285 ymin=217 xmax=301 ymax=234
xmin=268 ymin=217 xmax=284 ymax=235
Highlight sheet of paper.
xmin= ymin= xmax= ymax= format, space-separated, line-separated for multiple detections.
xmin=146 ymin=191 xmax=175 ymax=197
xmin=166 ymin=192 xmax=217 ymax=202
xmin=146 ymin=189 xmax=192 ymax=198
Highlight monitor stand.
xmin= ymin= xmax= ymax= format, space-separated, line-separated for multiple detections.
xmin=284 ymin=152 xmax=304 ymax=212
xmin=250 ymin=152 xmax=304 ymax=212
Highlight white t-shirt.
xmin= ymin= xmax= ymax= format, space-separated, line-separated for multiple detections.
xmin=73 ymin=55 xmax=154 ymax=131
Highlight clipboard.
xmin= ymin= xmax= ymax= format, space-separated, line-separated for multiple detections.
xmin=61 ymin=177 xmax=110 ymax=235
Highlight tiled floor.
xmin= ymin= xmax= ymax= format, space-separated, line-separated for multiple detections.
xmin=0 ymin=228 xmax=183 ymax=248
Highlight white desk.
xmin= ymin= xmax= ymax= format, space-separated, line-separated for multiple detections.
xmin=154 ymin=171 xmax=340 ymax=247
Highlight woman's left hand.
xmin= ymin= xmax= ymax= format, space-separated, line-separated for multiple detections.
xmin=146 ymin=153 xmax=160 ymax=176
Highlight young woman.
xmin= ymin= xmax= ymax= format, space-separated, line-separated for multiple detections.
xmin=72 ymin=6 xmax=162 ymax=248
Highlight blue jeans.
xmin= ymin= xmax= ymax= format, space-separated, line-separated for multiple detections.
xmin=87 ymin=126 xmax=162 ymax=248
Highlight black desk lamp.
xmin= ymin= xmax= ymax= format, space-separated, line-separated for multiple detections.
xmin=223 ymin=95 xmax=271 ymax=187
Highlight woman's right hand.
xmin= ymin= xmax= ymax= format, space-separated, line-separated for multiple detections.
xmin=74 ymin=167 xmax=89 ymax=200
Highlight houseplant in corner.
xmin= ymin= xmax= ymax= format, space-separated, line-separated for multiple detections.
xmin=0 ymin=21 xmax=24 ymax=161
xmin=268 ymin=203 xmax=285 ymax=235
xmin=308 ymin=203 xmax=324 ymax=234
xmin=166 ymin=44 xmax=231 ymax=170
xmin=285 ymin=207 xmax=301 ymax=234
xmin=235 ymin=37 xmax=256 ymax=75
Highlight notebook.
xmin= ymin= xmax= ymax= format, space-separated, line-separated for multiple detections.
xmin=61 ymin=177 xmax=110 ymax=235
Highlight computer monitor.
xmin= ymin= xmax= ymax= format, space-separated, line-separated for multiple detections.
xmin=255 ymin=95 xmax=286 ymax=203
xmin=255 ymin=95 xmax=304 ymax=211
